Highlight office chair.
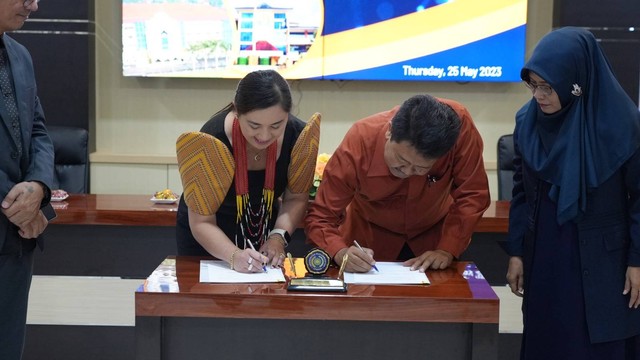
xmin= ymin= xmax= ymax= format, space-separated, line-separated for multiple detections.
xmin=48 ymin=125 xmax=89 ymax=193
xmin=496 ymin=134 xmax=515 ymax=201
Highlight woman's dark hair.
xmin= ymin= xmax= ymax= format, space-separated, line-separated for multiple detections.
xmin=215 ymin=70 xmax=292 ymax=117
xmin=389 ymin=94 xmax=461 ymax=159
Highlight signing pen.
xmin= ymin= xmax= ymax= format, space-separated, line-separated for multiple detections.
xmin=338 ymin=253 xmax=349 ymax=279
xmin=246 ymin=240 xmax=267 ymax=272
xmin=353 ymin=240 xmax=379 ymax=272
xmin=287 ymin=252 xmax=297 ymax=278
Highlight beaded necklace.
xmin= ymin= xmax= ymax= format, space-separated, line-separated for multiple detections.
xmin=231 ymin=117 xmax=277 ymax=249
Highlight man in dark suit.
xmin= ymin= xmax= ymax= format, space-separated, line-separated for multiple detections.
xmin=0 ymin=0 xmax=55 ymax=359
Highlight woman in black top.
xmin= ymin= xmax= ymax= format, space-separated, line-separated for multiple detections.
xmin=176 ymin=70 xmax=320 ymax=272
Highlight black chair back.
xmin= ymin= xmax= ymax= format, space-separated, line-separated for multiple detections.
xmin=48 ymin=125 xmax=89 ymax=193
xmin=497 ymin=134 xmax=515 ymax=201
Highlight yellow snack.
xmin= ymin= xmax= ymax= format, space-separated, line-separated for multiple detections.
xmin=154 ymin=189 xmax=177 ymax=200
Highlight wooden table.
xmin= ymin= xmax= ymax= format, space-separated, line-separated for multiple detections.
xmin=40 ymin=194 xmax=179 ymax=277
xmin=45 ymin=195 xmax=510 ymax=280
xmin=475 ymin=200 xmax=509 ymax=232
xmin=50 ymin=194 xmax=509 ymax=233
xmin=135 ymin=256 xmax=499 ymax=360
xmin=50 ymin=194 xmax=178 ymax=226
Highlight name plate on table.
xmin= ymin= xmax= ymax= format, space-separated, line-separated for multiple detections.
xmin=286 ymin=248 xmax=346 ymax=292
xmin=288 ymin=277 xmax=346 ymax=292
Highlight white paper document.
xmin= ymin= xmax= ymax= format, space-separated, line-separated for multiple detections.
xmin=199 ymin=260 xmax=286 ymax=283
xmin=343 ymin=262 xmax=430 ymax=285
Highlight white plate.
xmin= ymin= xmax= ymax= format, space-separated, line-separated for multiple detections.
xmin=150 ymin=197 xmax=177 ymax=204
xmin=51 ymin=194 xmax=69 ymax=202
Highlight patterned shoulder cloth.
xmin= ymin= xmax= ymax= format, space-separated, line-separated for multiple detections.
xmin=288 ymin=112 xmax=321 ymax=193
xmin=176 ymin=132 xmax=235 ymax=216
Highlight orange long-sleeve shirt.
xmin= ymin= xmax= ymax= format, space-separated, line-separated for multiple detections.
xmin=304 ymin=98 xmax=490 ymax=261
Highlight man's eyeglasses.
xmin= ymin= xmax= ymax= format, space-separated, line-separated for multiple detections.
xmin=524 ymin=82 xmax=553 ymax=96
xmin=24 ymin=0 xmax=40 ymax=7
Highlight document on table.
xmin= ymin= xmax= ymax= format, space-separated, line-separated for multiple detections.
xmin=199 ymin=260 xmax=286 ymax=283
xmin=343 ymin=262 xmax=430 ymax=285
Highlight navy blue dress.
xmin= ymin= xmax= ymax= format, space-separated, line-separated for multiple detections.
xmin=521 ymin=182 xmax=640 ymax=359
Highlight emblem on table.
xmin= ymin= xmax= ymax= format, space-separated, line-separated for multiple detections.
xmin=304 ymin=248 xmax=331 ymax=275
xmin=287 ymin=248 xmax=346 ymax=292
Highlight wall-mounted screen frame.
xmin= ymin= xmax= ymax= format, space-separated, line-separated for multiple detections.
xmin=122 ymin=0 xmax=528 ymax=82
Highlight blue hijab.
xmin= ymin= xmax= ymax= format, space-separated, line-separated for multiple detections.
xmin=515 ymin=27 xmax=640 ymax=224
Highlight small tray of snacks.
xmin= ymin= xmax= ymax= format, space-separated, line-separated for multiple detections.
xmin=51 ymin=189 xmax=69 ymax=202
xmin=151 ymin=189 xmax=179 ymax=204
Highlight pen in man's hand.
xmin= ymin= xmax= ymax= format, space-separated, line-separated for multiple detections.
xmin=246 ymin=240 xmax=267 ymax=272
xmin=353 ymin=240 xmax=379 ymax=272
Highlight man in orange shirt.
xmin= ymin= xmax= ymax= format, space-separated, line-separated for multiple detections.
xmin=305 ymin=94 xmax=490 ymax=272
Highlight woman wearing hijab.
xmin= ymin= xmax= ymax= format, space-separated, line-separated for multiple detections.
xmin=506 ymin=27 xmax=640 ymax=358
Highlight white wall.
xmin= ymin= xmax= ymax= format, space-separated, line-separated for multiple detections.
xmin=91 ymin=0 xmax=555 ymax=196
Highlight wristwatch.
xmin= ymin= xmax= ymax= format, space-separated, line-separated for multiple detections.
xmin=34 ymin=181 xmax=51 ymax=208
xmin=268 ymin=228 xmax=291 ymax=247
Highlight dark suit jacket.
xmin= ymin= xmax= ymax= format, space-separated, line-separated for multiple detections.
xmin=0 ymin=34 xmax=54 ymax=254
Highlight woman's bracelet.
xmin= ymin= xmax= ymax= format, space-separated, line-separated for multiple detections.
xmin=267 ymin=234 xmax=287 ymax=247
xmin=229 ymin=249 xmax=241 ymax=270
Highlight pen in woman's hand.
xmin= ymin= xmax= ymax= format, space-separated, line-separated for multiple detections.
xmin=246 ymin=240 xmax=267 ymax=272
xmin=353 ymin=240 xmax=379 ymax=272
